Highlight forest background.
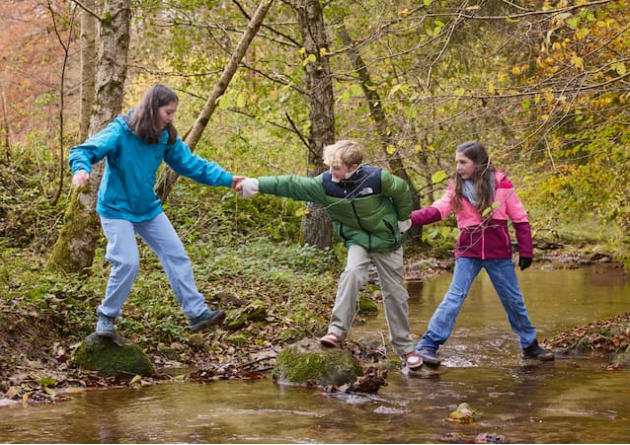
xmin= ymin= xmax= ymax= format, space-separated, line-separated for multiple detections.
xmin=0 ymin=0 xmax=629 ymax=394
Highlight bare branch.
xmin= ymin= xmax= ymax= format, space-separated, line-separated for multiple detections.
xmin=69 ymin=0 xmax=101 ymax=21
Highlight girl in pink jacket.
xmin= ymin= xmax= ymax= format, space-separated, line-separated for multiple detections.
xmin=412 ymin=141 xmax=553 ymax=366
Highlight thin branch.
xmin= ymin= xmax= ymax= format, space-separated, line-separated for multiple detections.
xmin=47 ymin=1 xmax=77 ymax=206
xmin=69 ymin=0 xmax=101 ymax=21
xmin=284 ymin=112 xmax=311 ymax=153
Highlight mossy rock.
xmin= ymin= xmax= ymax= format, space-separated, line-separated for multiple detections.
xmin=358 ymin=296 xmax=378 ymax=314
xmin=613 ymin=345 xmax=630 ymax=369
xmin=73 ymin=333 xmax=155 ymax=377
xmin=226 ymin=299 xmax=268 ymax=329
xmin=272 ymin=343 xmax=363 ymax=386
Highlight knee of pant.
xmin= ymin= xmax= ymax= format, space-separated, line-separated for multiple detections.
xmin=116 ymin=258 xmax=140 ymax=276
xmin=343 ymin=265 xmax=368 ymax=281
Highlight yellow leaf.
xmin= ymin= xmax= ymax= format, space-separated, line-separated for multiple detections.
xmin=130 ymin=374 xmax=143 ymax=385
xmin=236 ymin=93 xmax=246 ymax=108
xmin=570 ymin=55 xmax=584 ymax=69
xmin=295 ymin=207 xmax=310 ymax=217
xmin=544 ymin=90 xmax=555 ymax=103
xmin=386 ymin=144 xmax=397 ymax=155
xmin=414 ymin=144 xmax=422 ymax=152
xmin=511 ymin=66 xmax=521 ymax=75
xmin=576 ymin=28 xmax=589 ymax=40
xmin=613 ymin=62 xmax=627 ymax=75
xmin=454 ymin=87 xmax=466 ymax=97
xmin=488 ymin=83 xmax=495 ymax=95
xmin=319 ymin=47 xmax=329 ymax=56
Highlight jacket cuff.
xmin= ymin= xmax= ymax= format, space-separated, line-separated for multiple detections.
xmin=411 ymin=206 xmax=442 ymax=226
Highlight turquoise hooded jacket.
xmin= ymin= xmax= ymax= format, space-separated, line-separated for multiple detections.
xmin=68 ymin=113 xmax=233 ymax=222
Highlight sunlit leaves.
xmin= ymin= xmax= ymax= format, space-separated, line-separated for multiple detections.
xmin=431 ymin=170 xmax=448 ymax=184
xmin=570 ymin=54 xmax=584 ymax=70
xmin=302 ymin=53 xmax=317 ymax=66
xmin=612 ymin=62 xmax=626 ymax=75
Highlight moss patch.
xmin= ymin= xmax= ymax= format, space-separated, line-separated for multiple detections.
xmin=272 ymin=347 xmax=363 ymax=386
xmin=73 ymin=333 xmax=155 ymax=377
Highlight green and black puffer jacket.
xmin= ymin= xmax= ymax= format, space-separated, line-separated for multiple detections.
xmin=258 ymin=165 xmax=412 ymax=252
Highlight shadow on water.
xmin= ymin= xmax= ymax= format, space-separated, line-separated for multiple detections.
xmin=1 ymin=265 xmax=629 ymax=443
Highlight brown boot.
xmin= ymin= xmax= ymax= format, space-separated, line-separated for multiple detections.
xmin=522 ymin=339 xmax=554 ymax=361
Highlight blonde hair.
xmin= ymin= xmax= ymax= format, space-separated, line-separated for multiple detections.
xmin=323 ymin=140 xmax=365 ymax=167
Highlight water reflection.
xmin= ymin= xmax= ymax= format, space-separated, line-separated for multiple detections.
xmin=0 ymin=266 xmax=629 ymax=443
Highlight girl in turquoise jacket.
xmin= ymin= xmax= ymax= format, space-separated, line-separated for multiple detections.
xmin=69 ymin=84 xmax=242 ymax=336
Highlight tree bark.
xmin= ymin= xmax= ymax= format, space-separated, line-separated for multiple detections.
xmin=79 ymin=0 xmax=98 ymax=142
xmin=336 ymin=22 xmax=420 ymax=210
xmin=155 ymin=0 xmax=275 ymax=202
xmin=47 ymin=0 xmax=131 ymax=273
xmin=295 ymin=0 xmax=334 ymax=249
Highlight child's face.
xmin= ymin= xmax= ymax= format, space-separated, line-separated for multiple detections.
xmin=329 ymin=163 xmax=359 ymax=182
xmin=455 ymin=151 xmax=475 ymax=179
xmin=158 ymin=101 xmax=178 ymax=129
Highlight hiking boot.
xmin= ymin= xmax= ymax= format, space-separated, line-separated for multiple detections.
xmin=417 ymin=347 xmax=441 ymax=366
xmin=320 ymin=332 xmax=341 ymax=348
xmin=188 ymin=309 xmax=226 ymax=333
xmin=95 ymin=314 xmax=116 ymax=337
xmin=522 ymin=339 xmax=555 ymax=361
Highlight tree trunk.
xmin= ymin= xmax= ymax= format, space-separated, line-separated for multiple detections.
xmin=155 ymin=0 xmax=275 ymax=202
xmin=296 ymin=0 xmax=334 ymax=249
xmin=47 ymin=0 xmax=131 ymax=273
xmin=79 ymin=0 xmax=98 ymax=142
xmin=336 ymin=22 xmax=420 ymax=210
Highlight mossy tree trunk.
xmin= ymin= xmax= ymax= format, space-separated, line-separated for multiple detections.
xmin=79 ymin=0 xmax=98 ymax=143
xmin=47 ymin=0 xmax=131 ymax=273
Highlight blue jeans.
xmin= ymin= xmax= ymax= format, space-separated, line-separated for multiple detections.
xmin=97 ymin=212 xmax=209 ymax=319
xmin=417 ymin=257 xmax=537 ymax=351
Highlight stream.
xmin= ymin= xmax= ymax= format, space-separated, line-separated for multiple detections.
xmin=1 ymin=264 xmax=629 ymax=443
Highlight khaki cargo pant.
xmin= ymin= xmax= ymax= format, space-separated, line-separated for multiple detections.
xmin=327 ymin=244 xmax=416 ymax=356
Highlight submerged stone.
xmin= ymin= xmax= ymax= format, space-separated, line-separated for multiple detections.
xmin=73 ymin=333 xmax=155 ymax=377
xmin=446 ymin=402 xmax=478 ymax=424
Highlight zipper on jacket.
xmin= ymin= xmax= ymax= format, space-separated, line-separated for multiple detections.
xmin=351 ymin=201 xmax=372 ymax=250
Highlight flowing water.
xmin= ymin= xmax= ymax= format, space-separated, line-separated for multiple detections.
xmin=1 ymin=265 xmax=629 ymax=443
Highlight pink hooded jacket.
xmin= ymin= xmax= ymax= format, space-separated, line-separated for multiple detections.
xmin=411 ymin=171 xmax=533 ymax=260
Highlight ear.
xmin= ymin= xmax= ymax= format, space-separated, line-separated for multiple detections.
xmin=347 ymin=163 xmax=360 ymax=173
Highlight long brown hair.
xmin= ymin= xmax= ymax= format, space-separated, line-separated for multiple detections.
xmin=128 ymin=84 xmax=179 ymax=145
xmin=450 ymin=141 xmax=496 ymax=213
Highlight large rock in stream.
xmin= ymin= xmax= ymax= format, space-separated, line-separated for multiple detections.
xmin=272 ymin=338 xmax=363 ymax=387
xmin=73 ymin=333 xmax=155 ymax=376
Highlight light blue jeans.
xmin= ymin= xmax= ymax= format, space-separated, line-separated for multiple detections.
xmin=417 ymin=257 xmax=537 ymax=351
xmin=97 ymin=212 xmax=209 ymax=319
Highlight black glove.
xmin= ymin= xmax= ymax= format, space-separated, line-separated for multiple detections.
xmin=518 ymin=257 xmax=532 ymax=271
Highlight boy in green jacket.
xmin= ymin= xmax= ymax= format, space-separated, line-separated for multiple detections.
xmin=240 ymin=140 xmax=423 ymax=370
